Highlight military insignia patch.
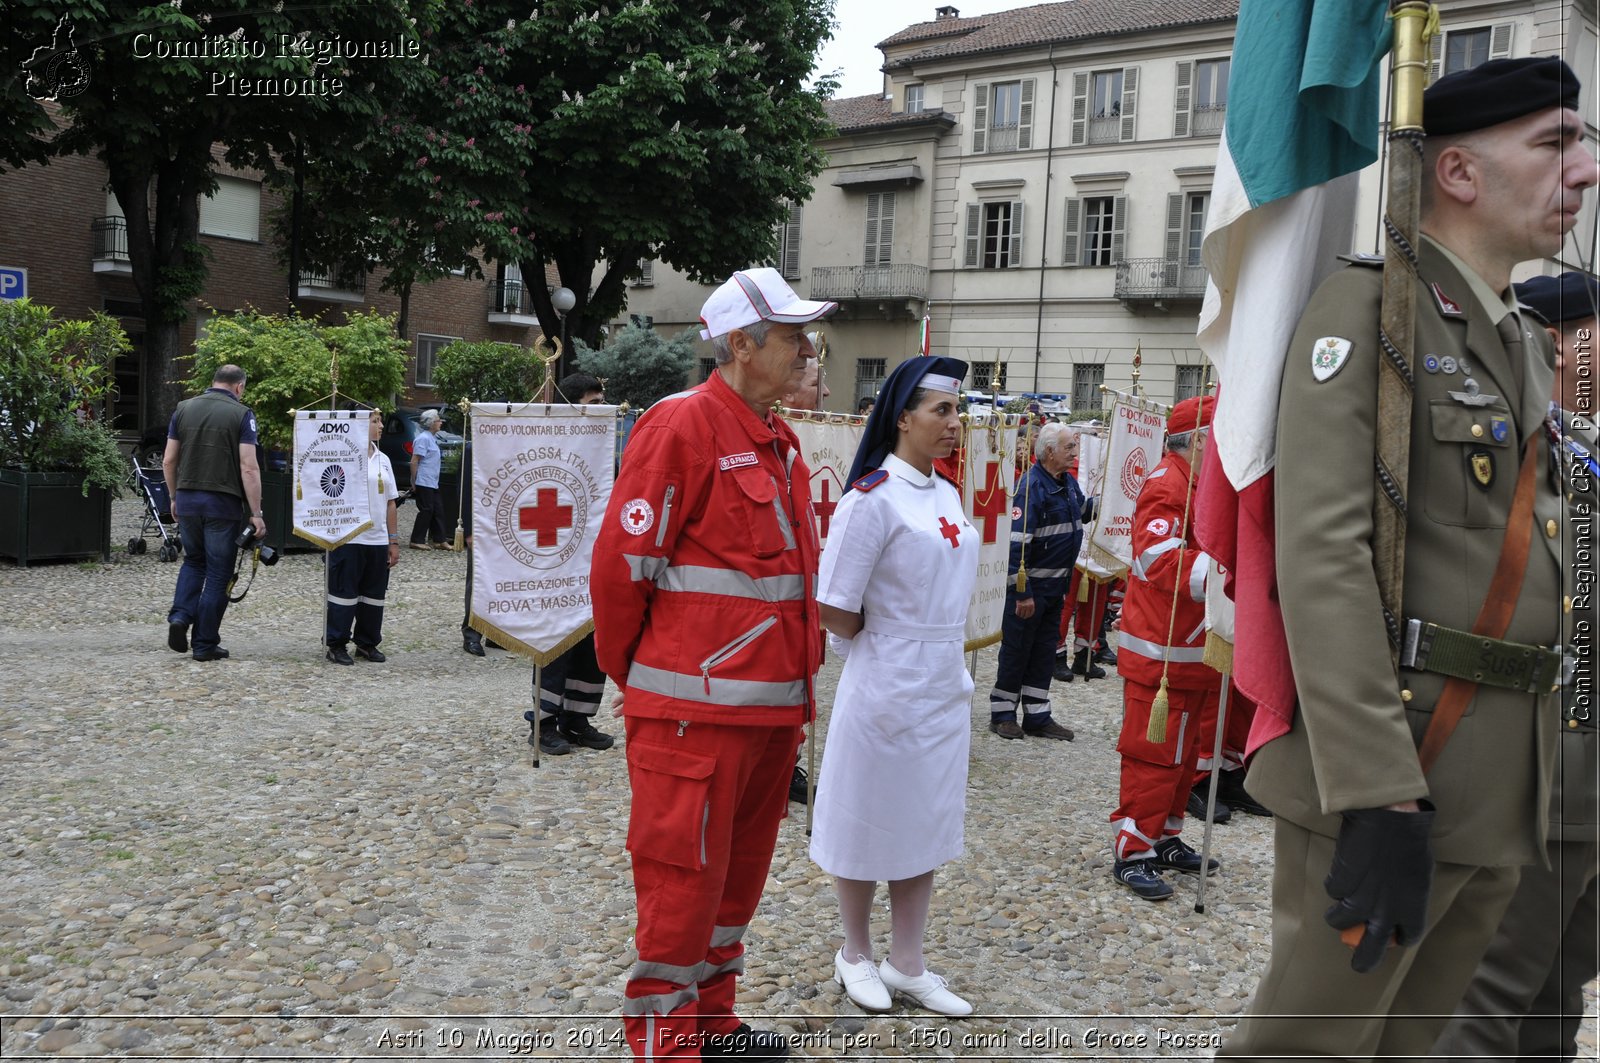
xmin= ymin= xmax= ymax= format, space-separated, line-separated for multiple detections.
xmin=1423 ymin=354 xmax=1441 ymax=374
xmin=1490 ymin=415 xmax=1509 ymax=443
xmin=1431 ymin=283 xmax=1465 ymax=317
xmin=1440 ymin=356 xmax=1458 ymax=375
xmin=1311 ymin=337 xmax=1352 ymax=382
xmin=1469 ymin=450 xmax=1494 ymax=489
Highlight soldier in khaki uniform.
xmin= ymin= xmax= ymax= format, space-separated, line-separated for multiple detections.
xmin=1433 ymin=271 xmax=1599 ymax=1061
xmin=1219 ymin=58 xmax=1595 ymax=1061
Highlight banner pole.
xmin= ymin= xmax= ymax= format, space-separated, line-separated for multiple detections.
xmin=1194 ymin=676 xmax=1230 ymax=914
xmin=532 ymin=662 xmax=542 ymax=769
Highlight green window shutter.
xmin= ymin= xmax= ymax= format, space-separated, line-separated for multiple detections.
xmin=1120 ymin=66 xmax=1139 ymax=142
xmin=1110 ymin=195 xmax=1127 ymax=264
xmin=864 ymin=194 xmax=880 ymax=264
xmin=1165 ymin=193 xmax=1184 ymax=265
xmin=1070 ymin=72 xmax=1088 ymax=145
xmin=1008 ymin=200 xmax=1025 ymax=268
xmin=1018 ymin=78 xmax=1036 ymax=150
xmin=879 ymin=193 xmax=896 ymax=264
xmin=1173 ymin=60 xmax=1193 ymax=138
xmin=964 ymin=203 xmax=982 ymax=268
xmin=1488 ymin=22 xmax=1514 ymax=59
xmin=972 ymin=82 xmax=989 ymax=153
xmin=782 ymin=204 xmax=801 ymax=279
xmin=1061 ymin=197 xmax=1082 ymax=267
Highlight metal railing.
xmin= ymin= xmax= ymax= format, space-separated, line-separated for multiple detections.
xmin=1114 ymin=258 xmax=1209 ymax=300
xmin=91 ymin=217 xmax=129 ymax=263
xmin=1192 ymin=104 xmax=1226 ymax=136
xmin=489 ymin=279 xmax=530 ymax=315
xmin=1087 ymin=116 xmax=1122 ymax=144
xmin=985 ymin=123 xmax=1019 ymax=153
xmin=300 ymin=267 xmax=367 ymax=294
xmin=809 ymin=264 xmax=929 ymax=302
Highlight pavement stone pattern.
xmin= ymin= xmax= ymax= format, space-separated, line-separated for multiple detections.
xmin=0 ymin=498 xmax=1592 ymax=1059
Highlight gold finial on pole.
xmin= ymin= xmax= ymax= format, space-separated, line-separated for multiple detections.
xmin=1131 ymin=342 xmax=1143 ymax=399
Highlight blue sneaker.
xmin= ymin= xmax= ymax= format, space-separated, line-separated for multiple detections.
xmin=1153 ymin=836 xmax=1220 ymax=876
xmin=1113 ymin=859 xmax=1173 ymax=900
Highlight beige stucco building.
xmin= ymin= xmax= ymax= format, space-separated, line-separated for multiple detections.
xmin=622 ymin=0 xmax=1599 ymax=414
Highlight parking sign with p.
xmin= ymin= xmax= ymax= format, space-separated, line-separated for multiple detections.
xmin=0 ymin=267 xmax=27 ymax=301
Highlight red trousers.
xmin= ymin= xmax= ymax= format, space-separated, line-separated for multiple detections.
xmin=1111 ymin=679 xmax=1219 ymax=860
xmin=1193 ymin=679 xmax=1256 ymax=783
xmin=622 ymin=715 xmax=802 ymax=1060
xmin=1061 ymin=569 xmax=1109 ymax=652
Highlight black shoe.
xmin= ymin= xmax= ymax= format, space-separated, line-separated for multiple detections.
xmin=558 ymin=716 xmax=614 ymax=750
xmin=1093 ymin=645 xmax=1119 ymax=665
xmin=1023 ymin=719 xmax=1074 ymax=741
xmin=1153 ymin=835 xmax=1220 ymax=876
xmin=1187 ymin=785 xmax=1232 ymax=824
xmin=989 ymin=719 xmax=1025 ymax=740
xmin=1071 ymin=649 xmax=1107 ymax=679
xmin=192 ymin=647 xmax=230 ymax=662
xmin=1112 ymin=859 xmax=1173 ymax=901
xmin=789 ymin=764 xmax=812 ymax=803
xmin=326 ymin=645 xmax=354 ymax=666
xmin=354 ymin=645 xmax=387 ymax=663
xmin=462 ymin=630 xmax=485 ymax=656
xmin=167 ymin=621 xmax=189 ymax=654
xmin=1052 ymin=656 xmax=1076 ymax=683
xmin=1217 ymin=771 xmax=1273 ymax=817
xmin=702 ymin=1023 xmax=790 ymax=1060
xmin=530 ymin=720 xmax=572 ymax=756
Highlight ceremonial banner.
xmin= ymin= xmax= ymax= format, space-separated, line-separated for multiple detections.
xmin=961 ymin=412 xmax=1020 ymax=651
xmin=469 ymin=403 xmax=616 ymax=665
xmin=1083 ymin=398 xmax=1167 ymax=575
xmin=785 ymin=413 xmax=865 ymax=547
xmin=1074 ymin=425 xmax=1107 ymax=501
xmin=291 ymin=409 xmax=372 ymax=549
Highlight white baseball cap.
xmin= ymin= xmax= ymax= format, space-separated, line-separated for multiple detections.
xmin=699 ymin=268 xmax=837 ymax=341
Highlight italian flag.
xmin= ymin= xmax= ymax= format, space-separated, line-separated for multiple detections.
xmin=918 ymin=314 xmax=932 ymax=357
xmin=1194 ymin=0 xmax=1391 ymax=751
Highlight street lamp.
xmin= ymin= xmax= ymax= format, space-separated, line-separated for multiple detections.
xmin=551 ymin=286 xmax=576 ymax=380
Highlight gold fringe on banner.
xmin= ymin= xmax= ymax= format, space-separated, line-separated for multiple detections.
xmin=1203 ymin=630 xmax=1235 ymax=676
xmin=468 ymin=616 xmax=597 ymax=668
xmin=293 ymin=521 xmax=374 ymax=551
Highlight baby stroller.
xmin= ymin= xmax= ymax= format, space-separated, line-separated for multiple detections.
xmin=129 ymin=457 xmax=181 ymax=561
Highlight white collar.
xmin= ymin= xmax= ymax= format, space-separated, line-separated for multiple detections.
xmin=883 ymin=452 xmax=934 ymax=487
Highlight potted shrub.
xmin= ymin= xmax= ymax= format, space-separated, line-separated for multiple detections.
xmin=0 ymin=299 xmax=130 ymax=566
xmin=183 ymin=307 xmax=407 ymax=550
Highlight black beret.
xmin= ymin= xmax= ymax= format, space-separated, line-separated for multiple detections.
xmin=1424 ymin=56 xmax=1581 ymax=136
xmin=1514 ymin=271 xmax=1600 ymax=326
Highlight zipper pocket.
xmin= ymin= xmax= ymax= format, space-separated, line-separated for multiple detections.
xmin=655 ymin=484 xmax=676 ymax=548
xmin=698 ymin=615 xmax=778 ymax=694
xmin=767 ymin=476 xmax=796 ymax=551
xmin=699 ymin=800 xmax=710 ymax=867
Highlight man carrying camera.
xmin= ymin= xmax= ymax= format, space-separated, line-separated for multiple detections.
xmin=163 ymin=363 xmax=266 ymax=662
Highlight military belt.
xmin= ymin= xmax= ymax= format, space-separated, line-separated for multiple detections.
xmin=1401 ymin=618 xmax=1568 ymax=695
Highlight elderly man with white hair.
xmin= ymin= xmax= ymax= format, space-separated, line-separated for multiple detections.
xmin=988 ymin=421 xmax=1090 ymax=742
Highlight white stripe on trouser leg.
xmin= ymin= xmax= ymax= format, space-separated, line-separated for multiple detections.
xmin=1113 ymin=816 xmax=1157 ymax=860
xmin=356 ymin=595 xmax=386 ymax=606
xmin=327 ymin=594 xmax=358 ymax=606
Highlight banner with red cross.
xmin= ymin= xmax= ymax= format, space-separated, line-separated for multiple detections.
xmin=960 ymin=412 xmax=1021 ymax=651
xmin=1083 ymin=397 xmax=1167 ymax=576
xmin=784 ymin=414 xmax=865 ymax=548
xmin=468 ymin=402 xmax=616 ymax=665
xmin=291 ymin=409 xmax=373 ymax=550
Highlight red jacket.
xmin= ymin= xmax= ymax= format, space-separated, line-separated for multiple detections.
xmin=1118 ymin=450 xmax=1216 ymax=690
xmin=592 ymin=372 xmax=822 ymax=726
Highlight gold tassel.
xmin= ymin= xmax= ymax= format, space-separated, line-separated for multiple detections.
xmin=296 ymin=479 xmax=303 ymax=500
xmin=1146 ymin=675 xmax=1171 ymax=744
xmin=1014 ymin=564 xmax=1027 ymax=594
xmin=1077 ymin=574 xmax=1091 ymax=602
xmin=452 ymin=523 xmax=465 ymax=551
xmin=1203 ymin=630 xmax=1234 ymax=675
xmin=378 ymin=469 xmax=385 ymax=494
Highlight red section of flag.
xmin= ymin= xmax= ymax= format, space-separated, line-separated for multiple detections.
xmin=1195 ymin=425 xmax=1295 ymax=755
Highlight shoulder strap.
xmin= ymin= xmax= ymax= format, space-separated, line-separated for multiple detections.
xmin=1416 ymin=434 xmax=1541 ymax=775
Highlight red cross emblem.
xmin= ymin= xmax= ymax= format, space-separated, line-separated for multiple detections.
xmin=519 ymin=487 xmax=573 ymax=547
xmin=939 ymin=516 xmax=961 ymax=548
xmin=813 ymin=478 xmax=838 ymax=538
xmin=970 ymin=460 xmax=1008 ymax=545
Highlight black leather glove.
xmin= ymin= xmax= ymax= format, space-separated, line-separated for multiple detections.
xmin=1322 ymin=800 xmax=1436 ymax=973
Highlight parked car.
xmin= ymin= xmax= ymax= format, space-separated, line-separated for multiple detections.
xmin=380 ymin=408 xmax=464 ymax=490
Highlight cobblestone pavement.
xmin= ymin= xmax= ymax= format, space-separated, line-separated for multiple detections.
xmin=0 ymin=500 xmax=1592 ymax=1059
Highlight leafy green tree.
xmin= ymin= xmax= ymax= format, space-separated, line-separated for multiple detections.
xmin=0 ymin=298 xmax=132 ymax=493
xmin=185 ymin=308 xmax=406 ymax=451
xmin=430 ymin=341 xmax=546 ymax=408
xmin=573 ymin=324 xmax=697 ymax=410
xmin=317 ymin=0 xmax=836 ymax=350
xmin=2 ymin=1 xmax=426 ymax=430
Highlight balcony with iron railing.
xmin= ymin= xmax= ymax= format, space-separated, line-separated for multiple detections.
xmin=487 ymin=279 xmax=540 ymax=326
xmin=809 ymin=264 xmax=929 ymax=308
xmin=1191 ymin=104 xmax=1226 ymax=136
xmin=1087 ymin=114 xmax=1122 ymax=144
xmin=297 ymin=266 xmax=367 ymax=303
xmin=985 ymin=123 xmax=1019 ymax=153
xmin=91 ymin=216 xmax=131 ymax=274
xmin=1114 ymin=258 xmax=1208 ymax=305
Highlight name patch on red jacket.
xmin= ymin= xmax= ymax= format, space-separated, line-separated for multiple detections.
xmin=718 ymin=451 xmax=759 ymax=471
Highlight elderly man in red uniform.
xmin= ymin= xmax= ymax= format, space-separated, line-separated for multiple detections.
xmin=1109 ymin=395 xmax=1223 ymax=901
xmin=593 ymin=267 xmax=833 ymax=1061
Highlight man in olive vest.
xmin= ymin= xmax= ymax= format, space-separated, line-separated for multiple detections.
xmin=163 ymin=364 xmax=266 ymax=662
xmin=1433 ymin=270 xmax=1599 ymax=1061
xmin=1219 ymin=57 xmax=1594 ymax=1060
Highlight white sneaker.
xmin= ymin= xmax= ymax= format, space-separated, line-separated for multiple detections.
xmin=834 ymin=950 xmax=891 ymax=1011
xmin=879 ymin=958 xmax=973 ymax=1017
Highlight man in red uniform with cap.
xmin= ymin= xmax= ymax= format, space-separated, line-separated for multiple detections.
xmin=1108 ymin=395 xmax=1222 ymax=900
xmin=592 ymin=267 xmax=834 ymax=1060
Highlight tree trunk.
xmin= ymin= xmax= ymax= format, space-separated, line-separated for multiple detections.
xmin=396 ymin=281 xmax=412 ymax=341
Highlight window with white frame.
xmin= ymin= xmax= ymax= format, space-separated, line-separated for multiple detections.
xmin=1062 ymin=195 xmax=1126 ymax=267
xmin=199 ymin=176 xmax=261 ymax=241
xmin=963 ymin=200 xmax=1025 ymax=269
xmin=1429 ymin=23 xmax=1513 ymax=81
xmin=864 ymin=192 xmax=895 ymax=268
xmin=1071 ymin=67 xmax=1138 ymax=145
xmin=633 ymin=258 xmax=654 ymax=287
xmin=415 ymin=334 xmax=458 ymax=388
xmin=1163 ymin=191 xmax=1210 ymax=290
xmin=1175 ymin=58 xmax=1229 ymax=137
xmin=773 ymin=203 xmax=802 ymax=280
xmin=1185 ymin=193 xmax=1208 ymax=266
xmin=971 ymin=78 xmax=1036 ymax=154
xmin=905 ymin=84 xmax=924 ymax=113
xmin=1175 ymin=365 xmax=1205 ymax=402
xmin=1072 ymin=364 xmax=1104 ymax=412
xmin=856 ymin=357 xmax=887 ymax=404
